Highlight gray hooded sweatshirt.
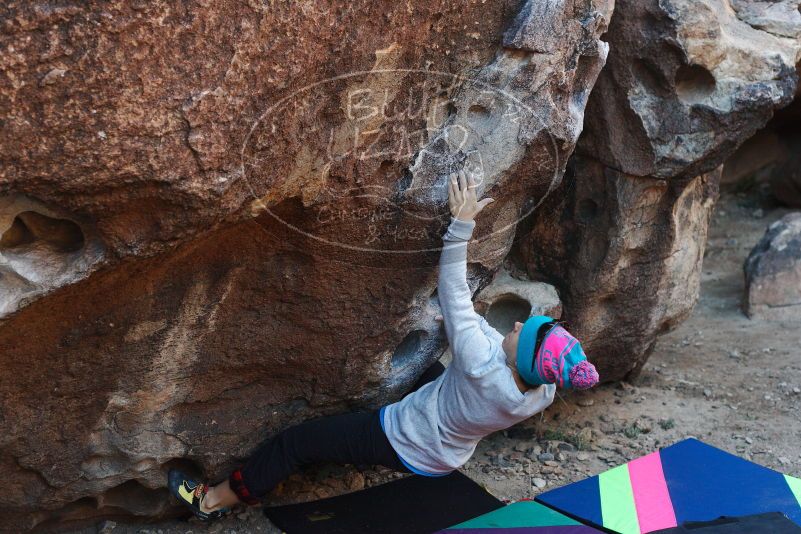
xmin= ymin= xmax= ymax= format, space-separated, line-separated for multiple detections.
xmin=380 ymin=218 xmax=556 ymax=475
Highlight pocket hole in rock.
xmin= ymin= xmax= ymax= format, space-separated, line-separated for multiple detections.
xmin=99 ymin=479 xmax=170 ymax=516
xmin=0 ymin=211 xmax=84 ymax=253
xmin=577 ymin=198 xmax=600 ymax=223
xmin=391 ymin=329 xmax=427 ymax=369
xmin=675 ymin=64 xmax=716 ymax=104
xmin=485 ymin=294 xmax=532 ymax=335
xmin=632 ymin=58 xmax=670 ymax=96
xmin=379 ymin=159 xmax=395 ymax=176
xmin=0 ymin=197 xmax=103 ymax=319
xmin=468 ymin=104 xmax=491 ymax=122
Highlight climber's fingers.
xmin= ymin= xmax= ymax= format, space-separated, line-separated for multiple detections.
xmin=467 ymin=172 xmax=478 ymax=189
xmin=448 ymin=173 xmax=458 ymax=199
xmin=458 ymin=170 xmax=468 ymax=193
xmin=448 ymin=173 xmax=459 ymax=206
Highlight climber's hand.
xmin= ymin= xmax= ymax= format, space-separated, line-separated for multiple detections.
xmin=448 ymin=171 xmax=494 ymax=222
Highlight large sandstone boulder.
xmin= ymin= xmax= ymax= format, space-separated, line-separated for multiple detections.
xmin=744 ymin=212 xmax=801 ymax=319
xmin=579 ymin=0 xmax=800 ymax=181
xmin=0 ymin=0 xmax=612 ymax=529
xmin=517 ymin=0 xmax=801 ymax=380
xmin=518 ymin=160 xmax=720 ymax=380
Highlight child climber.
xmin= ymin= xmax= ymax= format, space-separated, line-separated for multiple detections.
xmin=168 ymin=171 xmax=599 ymax=520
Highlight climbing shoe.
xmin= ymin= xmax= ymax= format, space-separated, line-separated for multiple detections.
xmin=168 ymin=469 xmax=229 ymax=521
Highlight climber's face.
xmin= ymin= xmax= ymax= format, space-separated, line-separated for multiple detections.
xmin=502 ymin=321 xmax=524 ymax=367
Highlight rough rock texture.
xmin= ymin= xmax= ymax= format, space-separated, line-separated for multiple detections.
xmin=579 ymin=0 xmax=801 ymax=181
xmin=473 ymin=267 xmax=562 ymax=334
xmin=0 ymin=0 xmax=612 ymax=529
xmin=744 ymin=212 xmax=801 ymax=319
xmin=517 ymin=0 xmax=801 ymax=380
xmin=0 ymin=195 xmax=105 ymax=316
xmin=519 ymin=160 xmax=721 ymax=380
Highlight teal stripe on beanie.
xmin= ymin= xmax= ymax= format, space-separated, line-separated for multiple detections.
xmin=515 ymin=315 xmax=555 ymax=387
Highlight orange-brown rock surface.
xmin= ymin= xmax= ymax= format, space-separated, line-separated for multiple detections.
xmin=4 ymin=0 xmax=799 ymax=529
xmin=0 ymin=0 xmax=613 ymax=529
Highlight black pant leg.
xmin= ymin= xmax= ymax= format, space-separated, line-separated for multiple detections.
xmin=231 ymin=410 xmax=405 ymax=502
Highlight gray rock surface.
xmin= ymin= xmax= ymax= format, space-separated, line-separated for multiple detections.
xmin=517 ymin=0 xmax=801 ymax=380
xmin=474 ymin=268 xmax=562 ymax=334
xmin=744 ymin=213 xmax=801 ymax=319
xmin=579 ymin=0 xmax=801 ymax=181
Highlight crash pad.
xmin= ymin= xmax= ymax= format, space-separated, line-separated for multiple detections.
xmin=438 ymin=499 xmax=603 ymax=533
xmin=264 ymin=471 xmax=503 ymax=534
xmin=651 ymin=512 xmax=801 ymax=533
xmin=535 ymin=438 xmax=801 ymax=534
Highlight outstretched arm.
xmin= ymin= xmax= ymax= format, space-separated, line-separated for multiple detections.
xmin=477 ymin=315 xmax=504 ymax=343
xmin=438 ymin=171 xmax=496 ymax=373
xmin=436 ymin=313 xmax=502 ymax=343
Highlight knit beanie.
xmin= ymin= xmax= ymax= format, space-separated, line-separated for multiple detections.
xmin=515 ymin=315 xmax=599 ymax=390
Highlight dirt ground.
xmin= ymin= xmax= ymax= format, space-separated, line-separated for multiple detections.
xmin=77 ymin=189 xmax=801 ymax=534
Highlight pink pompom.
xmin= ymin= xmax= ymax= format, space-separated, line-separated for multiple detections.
xmin=569 ymin=360 xmax=599 ymax=390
